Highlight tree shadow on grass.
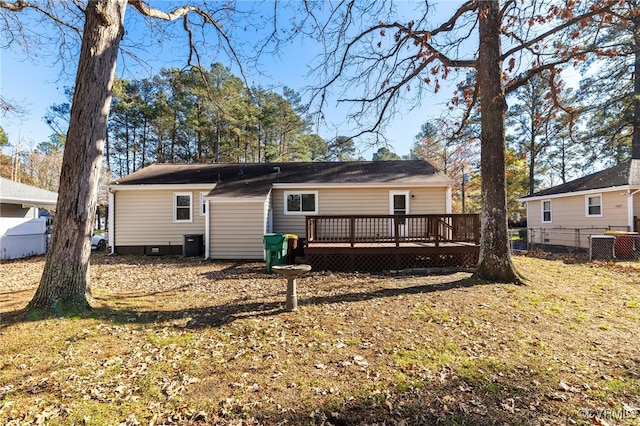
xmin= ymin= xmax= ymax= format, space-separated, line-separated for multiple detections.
xmin=0 ymin=275 xmax=483 ymax=329
xmin=91 ymin=254 xmax=268 ymax=274
xmin=241 ymin=378 xmax=554 ymax=426
xmin=99 ymin=276 xmax=480 ymax=329
xmin=0 ymin=271 xmax=567 ymax=425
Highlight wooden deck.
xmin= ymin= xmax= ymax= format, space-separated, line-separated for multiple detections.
xmin=302 ymin=214 xmax=480 ymax=272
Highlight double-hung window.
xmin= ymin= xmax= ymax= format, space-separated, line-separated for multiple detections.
xmin=541 ymin=200 xmax=552 ymax=223
xmin=284 ymin=191 xmax=318 ymax=215
xmin=174 ymin=192 xmax=193 ymax=222
xmin=586 ymin=194 xmax=602 ymax=217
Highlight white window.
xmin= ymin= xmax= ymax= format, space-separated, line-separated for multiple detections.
xmin=586 ymin=194 xmax=602 ymax=217
xmin=284 ymin=191 xmax=318 ymax=215
xmin=541 ymin=200 xmax=552 ymax=223
xmin=200 ymin=192 xmax=208 ymax=216
xmin=174 ymin=192 xmax=192 ymax=222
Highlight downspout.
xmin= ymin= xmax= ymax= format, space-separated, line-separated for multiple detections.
xmin=108 ymin=190 xmax=115 ymax=254
xmin=204 ymin=198 xmax=210 ymax=259
xmin=446 ymin=185 xmax=452 ymax=214
xmin=627 ymin=188 xmax=640 ymax=231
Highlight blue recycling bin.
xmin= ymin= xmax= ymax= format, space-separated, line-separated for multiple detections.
xmin=263 ymin=233 xmax=288 ymax=272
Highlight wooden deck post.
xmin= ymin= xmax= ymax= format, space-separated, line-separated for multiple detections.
xmin=350 ymin=216 xmax=355 ymax=247
xmin=394 ymin=216 xmax=400 ymax=247
xmin=474 ymin=215 xmax=480 ymax=245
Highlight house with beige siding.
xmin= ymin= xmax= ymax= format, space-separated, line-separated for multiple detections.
xmin=519 ymin=160 xmax=640 ymax=249
xmin=107 ymin=161 xmax=454 ymax=259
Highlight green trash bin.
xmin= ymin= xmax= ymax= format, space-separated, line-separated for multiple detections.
xmin=263 ymin=233 xmax=288 ymax=272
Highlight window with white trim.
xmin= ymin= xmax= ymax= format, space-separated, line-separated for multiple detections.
xmin=200 ymin=192 xmax=207 ymax=216
xmin=284 ymin=191 xmax=318 ymax=215
xmin=174 ymin=192 xmax=193 ymax=222
xmin=541 ymin=200 xmax=552 ymax=223
xmin=586 ymin=194 xmax=602 ymax=217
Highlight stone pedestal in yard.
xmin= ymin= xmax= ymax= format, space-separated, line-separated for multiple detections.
xmin=272 ymin=264 xmax=312 ymax=311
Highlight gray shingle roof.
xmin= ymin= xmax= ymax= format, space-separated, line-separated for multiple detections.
xmin=111 ymin=161 xmax=453 ymax=197
xmin=521 ymin=159 xmax=640 ymax=199
xmin=0 ymin=177 xmax=58 ymax=206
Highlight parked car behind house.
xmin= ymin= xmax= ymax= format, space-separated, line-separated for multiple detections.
xmin=92 ymin=233 xmax=108 ymax=251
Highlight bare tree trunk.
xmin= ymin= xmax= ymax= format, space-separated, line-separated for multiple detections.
xmin=105 ymin=128 xmax=111 ymax=172
xmin=528 ymin=120 xmax=536 ymax=195
xmin=141 ymin=120 xmax=147 ymax=167
xmin=215 ymin=119 xmax=221 ymax=162
xmin=27 ymin=0 xmax=127 ymax=313
xmin=474 ymin=0 xmax=524 ymax=284
xmin=170 ymin=113 xmax=177 ymax=161
xmin=125 ymin=118 xmax=130 ymax=174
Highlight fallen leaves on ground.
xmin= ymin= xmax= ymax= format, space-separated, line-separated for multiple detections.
xmin=1 ymin=253 xmax=640 ymax=425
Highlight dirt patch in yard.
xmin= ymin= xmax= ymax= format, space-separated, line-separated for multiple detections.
xmin=1 ymin=253 xmax=640 ymax=425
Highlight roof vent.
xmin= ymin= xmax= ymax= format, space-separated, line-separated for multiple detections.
xmin=273 ymin=166 xmax=281 ymax=173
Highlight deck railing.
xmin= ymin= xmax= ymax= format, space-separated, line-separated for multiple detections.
xmin=306 ymin=214 xmax=480 ymax=247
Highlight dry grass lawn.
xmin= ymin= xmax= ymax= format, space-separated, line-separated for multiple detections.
xmin=1 ymin=253 xmax=640 ymax=425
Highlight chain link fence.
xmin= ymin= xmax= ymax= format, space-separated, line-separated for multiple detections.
xmin=522 ymin=227 xmax=639 ymax=261
xmin=589 ymin=234 xmax=640 ymax=261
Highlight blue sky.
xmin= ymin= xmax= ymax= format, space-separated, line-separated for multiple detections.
xmin=1 ymin=1 xmax=467 ymax=160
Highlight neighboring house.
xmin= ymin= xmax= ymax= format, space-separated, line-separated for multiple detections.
xmin=519 ymin=159 xmax=640 ymax=249
xmin=0 ymin=177 xmax=58 ymax=259
xmin=107 ymin=161 xmax=455 ymax=260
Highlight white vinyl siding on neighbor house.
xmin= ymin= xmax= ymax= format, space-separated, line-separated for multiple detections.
xmin=114 ymin=189 xmax=206 ymax=246
xmin=528 ymin=192 xmax=629 ymax=229
xmin=272 ymin=186 xmax=448 ymax=237
xmin=209 ymin=199 xmax=268 ymax=260
xmin=525 ymin=191 xmax=630 ymax=247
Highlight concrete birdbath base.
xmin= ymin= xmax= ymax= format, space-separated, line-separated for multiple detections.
xmin=271 ymin=264 xmax=312 ymax=311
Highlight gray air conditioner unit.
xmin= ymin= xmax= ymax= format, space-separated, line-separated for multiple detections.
xmin=589 ymin=235 xmax=615 ymax=261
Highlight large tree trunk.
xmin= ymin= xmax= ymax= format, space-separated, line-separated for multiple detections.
xmin=474 ymin=0 xmax=524 ymax=283
xmin=27 ymin=0 xmax=127 ymax=314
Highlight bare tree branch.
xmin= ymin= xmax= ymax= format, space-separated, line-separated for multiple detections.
xmin=127 ymin=0 xmax=248 ymax=83
xmin=0 ymin=0 xmax=81 ymax=34
xmin=303 ymin=1 xmax=484 ymax=138
xmin=126 ymin=0 xmax=197 ymax=21
xmin=501 ymin=1 xmax=615 ymax=60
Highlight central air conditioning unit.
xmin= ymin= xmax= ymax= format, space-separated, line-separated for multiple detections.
xmin=589 ymin=235 xmax=615 ymax=261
